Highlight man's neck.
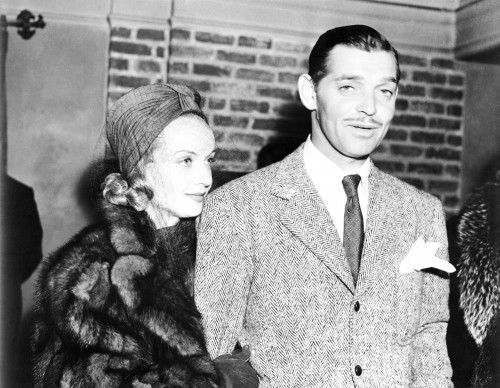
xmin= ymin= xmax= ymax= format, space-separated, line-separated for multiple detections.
xmin=310 ymin=136 xmax=369 ymax=174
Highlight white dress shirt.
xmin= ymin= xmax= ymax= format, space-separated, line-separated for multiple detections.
xmin=303 ymin=136 xmax=370 ymax=243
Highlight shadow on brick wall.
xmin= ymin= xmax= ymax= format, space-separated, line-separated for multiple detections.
xmin=256 ymin=99 xmax=310 ymax=169
xmin=257 ymin=140 xmax=304 ymax=169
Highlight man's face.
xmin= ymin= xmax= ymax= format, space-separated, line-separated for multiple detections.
xmin=310 ymin=45 xmax=398 ymax=165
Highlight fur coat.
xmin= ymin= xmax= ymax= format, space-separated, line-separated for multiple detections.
xmin=31 ymin=200 xmax=219 ymax=388
xmin=457 ymin=183 xmax=500 ymax=387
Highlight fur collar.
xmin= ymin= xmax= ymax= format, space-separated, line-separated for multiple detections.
xmin=97 ymin=199 xmax=157 ymax=258
xmin=96 ymin=199 xmax=196 ymax=269
xmin=458 ymin=187 xmax=500 ymax=345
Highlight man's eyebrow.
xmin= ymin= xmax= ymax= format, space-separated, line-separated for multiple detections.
xmin=334 ymin=75 xmax=363 ymax=82
xmin=382 ymin=76 xmax=398 ymax=84
xmin=334 ymin=75 xmax=397 ymax=84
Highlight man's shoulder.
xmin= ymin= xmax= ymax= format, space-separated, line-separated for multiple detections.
xmin=375 ymin=166 xmax=441 ymax=207
xmin=208 ymin=158 xmax=287 ymax=200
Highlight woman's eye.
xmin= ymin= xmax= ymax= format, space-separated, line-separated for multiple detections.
xmin=207 ymin=157 xmax=216 ymax=165
xmin=180 ymin=158 xmax=192 ymax=166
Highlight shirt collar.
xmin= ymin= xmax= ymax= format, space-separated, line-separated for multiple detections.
xmin=303 ymin=135 xmax=371 ymax=184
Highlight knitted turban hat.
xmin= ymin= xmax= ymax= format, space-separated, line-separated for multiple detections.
xmin=105 ymin=83 xmax=206 ymax=178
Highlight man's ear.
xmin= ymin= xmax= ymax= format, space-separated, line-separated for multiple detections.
xmin=297 ymin=74 xmax=317 ymax=111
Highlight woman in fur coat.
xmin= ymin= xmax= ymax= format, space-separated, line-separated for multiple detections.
xmin=31 ymin=84 xmax=258 ymax=388
xmin=456 ymin=174 xmax=500 ymax=388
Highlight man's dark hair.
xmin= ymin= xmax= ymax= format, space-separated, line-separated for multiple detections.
xmin=308 ymin=24 xmax=400 ymax=86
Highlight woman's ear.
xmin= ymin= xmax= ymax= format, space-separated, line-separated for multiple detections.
xmin=297 ymin=74 xmax=317 ymax=111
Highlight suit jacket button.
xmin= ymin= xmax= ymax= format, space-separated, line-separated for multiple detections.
xmin=354 ymin=301 xmax=360 ymax=312
xmin=355 ymin=365 xmax=362 ymax=376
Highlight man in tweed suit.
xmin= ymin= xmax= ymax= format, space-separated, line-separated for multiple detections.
xmin=195 ymin=25 xmax=453 ymax=387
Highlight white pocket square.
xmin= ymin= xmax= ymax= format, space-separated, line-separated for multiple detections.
xmin=399 ymin=236 xmax=456 ymax=274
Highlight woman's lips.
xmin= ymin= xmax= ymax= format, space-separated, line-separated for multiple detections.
xmin=186 ymin=193 xmax=206 ymax=202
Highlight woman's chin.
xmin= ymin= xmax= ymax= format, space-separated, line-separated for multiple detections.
xmin=178 ymin=204 xmax=204 ymax=220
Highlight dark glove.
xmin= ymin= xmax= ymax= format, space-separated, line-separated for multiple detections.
xmin=213 ymin=345 xmax=259 ymax=388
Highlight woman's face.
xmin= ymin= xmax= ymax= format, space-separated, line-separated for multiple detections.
xmin=142 ymin=114 xmax=216 ymax=228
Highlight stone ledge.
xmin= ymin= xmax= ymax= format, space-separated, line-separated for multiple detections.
xmin=111 ymin=0 xmax=172 ymax=24
xmin=171 ymin=0 xmax=455 ymax=53
xmin=0 ymin=0 xmax=111 ymax=23
xmin=455 ymin=0 xmax=500 ymax=60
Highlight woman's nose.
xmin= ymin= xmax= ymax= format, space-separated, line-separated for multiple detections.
xmin=197 ymin=163 xmax=213 ymax=188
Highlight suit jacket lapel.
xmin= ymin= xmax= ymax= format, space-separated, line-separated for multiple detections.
xmin=356 ymin=164 xmax=396 ymax=296
xmin=271 ymin=146 xmax=355 ymax=293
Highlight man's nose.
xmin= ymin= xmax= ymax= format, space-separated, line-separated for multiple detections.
xmin=356 ymin=92 xmax=377 ymax=116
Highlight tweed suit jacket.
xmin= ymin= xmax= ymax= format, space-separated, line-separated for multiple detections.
xmin=195 ymin=144 xmax=453 ymax=388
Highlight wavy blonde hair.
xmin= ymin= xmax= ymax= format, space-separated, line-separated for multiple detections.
xmin=101 ymin=155 xmax=153 ymax=212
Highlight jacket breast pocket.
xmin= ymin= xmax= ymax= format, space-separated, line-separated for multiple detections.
xmin=395 ymin=272 xmax=424 ymax=345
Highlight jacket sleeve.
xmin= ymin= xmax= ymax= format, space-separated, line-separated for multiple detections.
xmin=410 ymin=198 xmax=454 ymax=387
xmin=195 ymin=188 xmax=254 ymax=358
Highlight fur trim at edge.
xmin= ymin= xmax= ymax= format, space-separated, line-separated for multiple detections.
xmin=457 ymin=186 xmax=500 ymax=346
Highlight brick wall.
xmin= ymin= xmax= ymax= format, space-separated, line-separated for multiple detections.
xmin=108 ymin=24 xmax=169 ymax=104
xmin=108 ymin=23 xmax=465 ymax=215
xmin=167 ymin=26 xmax=312 ymax=175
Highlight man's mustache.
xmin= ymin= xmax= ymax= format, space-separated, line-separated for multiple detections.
xmin=344 ymin=117 xmax=384 ymax=126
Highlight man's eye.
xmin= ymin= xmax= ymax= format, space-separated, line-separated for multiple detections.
xmin=180 ymin=158 xmax=192 ymax=166
xmin=381 ymin=89 xmax=394 ymax=97
xmin=339 ymin=85 xmax=354 ymax=91
xmin=206 ymin=157 xmax=216 ymax=165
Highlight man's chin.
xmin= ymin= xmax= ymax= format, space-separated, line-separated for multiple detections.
xmin=339 ymin=150 xmax=371 ymax=161
xmin=348 ymin=153 xmax=370 ymax=161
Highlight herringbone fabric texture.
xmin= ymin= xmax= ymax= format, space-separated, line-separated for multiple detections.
xmin=342 ymin=174 xmax=364 ymax=284
xmin=195 ymin=144 xmax=453 ymax=388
